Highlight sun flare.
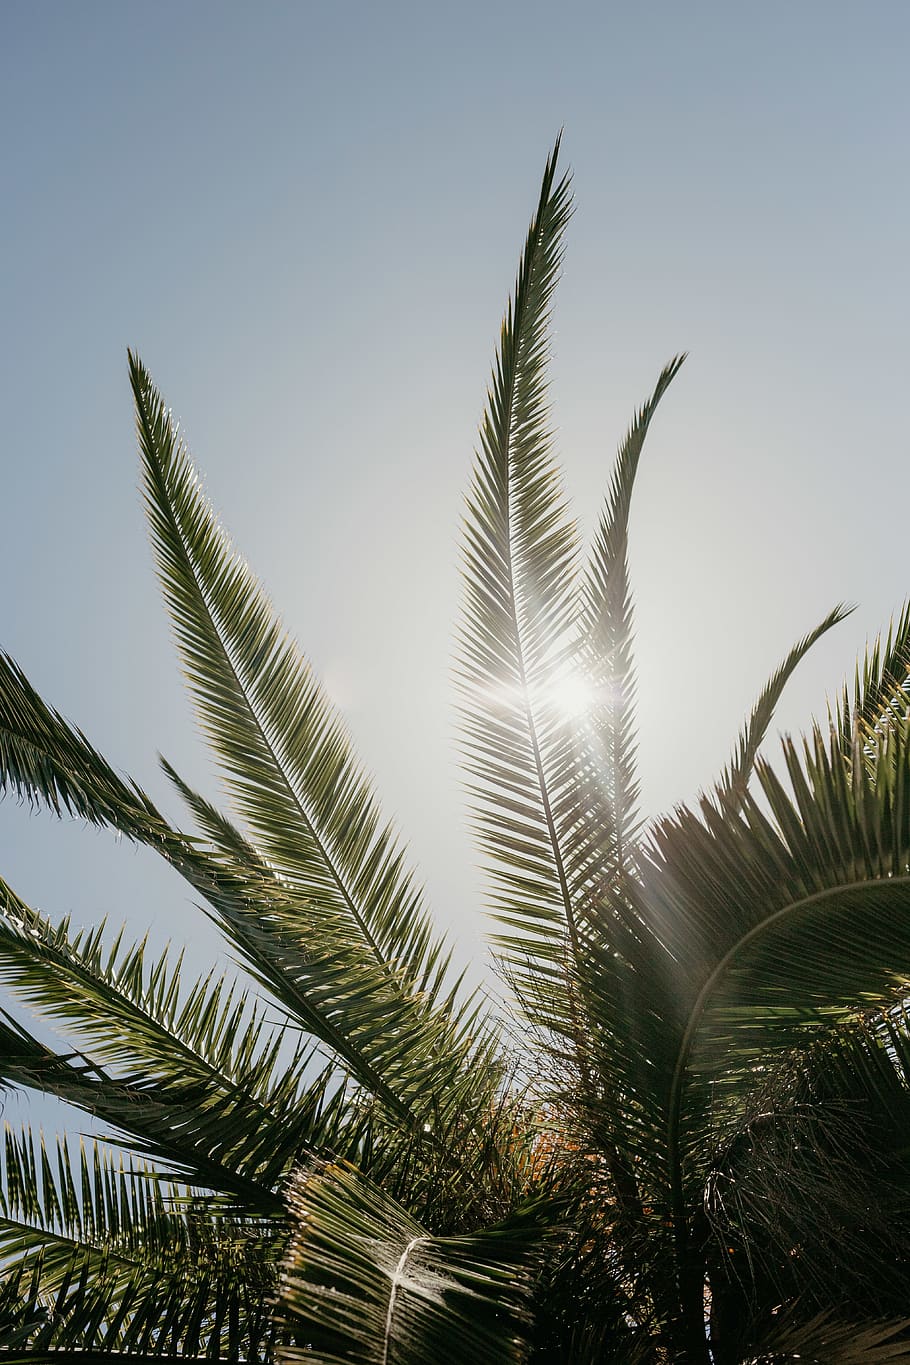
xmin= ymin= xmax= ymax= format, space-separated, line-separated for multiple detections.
xmin=547 ymin=671 xmax=596 ymax=719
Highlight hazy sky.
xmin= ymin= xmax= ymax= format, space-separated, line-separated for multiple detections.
xmin=3 ymin=2 xmax=910 ymax=989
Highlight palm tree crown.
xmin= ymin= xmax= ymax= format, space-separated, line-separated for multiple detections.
xmin=2 ymin=142 xmax=910 ymax=1363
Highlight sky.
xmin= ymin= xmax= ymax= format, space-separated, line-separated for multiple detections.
xmin=2 ymin=2 xmax=910 ymax=1011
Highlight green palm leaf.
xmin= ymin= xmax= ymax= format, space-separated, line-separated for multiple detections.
xmin=6 ymin=140 xmax=910 ymax=1363
xmin=0 ymin=878 xmax=365 ymax=1206
xmin=748 ymin=1313 xmax=910 ymax=1363
xmin=836 ymin=599 xmax=910 ymax=754
xmin=458 ymin=141 xmax=584 ymax=1040
xmin=276 ymin=1161 xmax=548 ymax=1365
xmin=571 ymin=355 xmax=685 ymax=891
xmin=0 ymin=1129 xmax=276 ymax=1362
xmin=130 ymin=352 xmax=446 ymax=1000
xmin=649 ymin=716 xmax=910 ymax=1127
xmin=160 ymin=762 xmax=503 ymax=1134
xmin=130 ymin=351 xmax=503 ymax=1133
xmin=0 ymin=652 xmax=498 ymax=1133
xmin=610 ymin=704 xmax=910 ymax=1348
xmin=720 ymin=603 xmax=852 ymax=802
xmin=707 ymin=1015 xmax=910 ymax=1334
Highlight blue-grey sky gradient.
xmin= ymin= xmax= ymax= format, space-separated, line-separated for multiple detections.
xmin=3 ymin=2 xmax=909 ymax=1000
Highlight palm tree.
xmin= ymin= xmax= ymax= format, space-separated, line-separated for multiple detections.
xmin=2 ymin=141 xmax=910 ymax=1363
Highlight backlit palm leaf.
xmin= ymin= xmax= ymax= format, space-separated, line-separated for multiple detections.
xmin=458 ymin=142 xmax=581 ymax=1042
xmin=0 ymin=651 xmax=497 ymax=1133
xmin=0 ymin=1129 xmax=276 ymax=1361
xmin=276 ymin=1162 xmax=548 ymax=1365
xmin=1 ymin=140 xmax=909 ymax=1363
xmin=571 ymin=355 xmax=686 ymax=891
xmin=836 ymin=599 xmax=910 ymax=754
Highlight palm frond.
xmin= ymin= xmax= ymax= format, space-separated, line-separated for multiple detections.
xmin=720 ymin=603 xmax=852 ymax=802
xmin=0 ymin=877 xmax=354 ymax=1203
xmin=276 ymin=1161 xmax=549 ymax=1365
xmin=160 ymin=761 xmax=505 ymax=1136
xmin=130 ymin=351 xmax=449 ymax=1003
xmin=747 ymin=1312 xmax=910 ymax=1363
xmin=620 ymin=704 xmax=910 ymax=1312
xmin=130 ymin=351 xmax=507 ymax=1137
xmin=836 ymin=599 xmax=910 ymax=754
xmin=458 ymin=142 xmax=586 ymax=1041
xmin=707 ymin=1016 xmax=910 ymax=1338
xmin=0 ymin=651 xmax=175 ymax=844
xmin=0 ymin=1128 xmax=276 ymax=1361
xmin=0 ymin=649 xmax=501 ymax=1133
xmin=571 ymin=355 xmax=685 ymax=888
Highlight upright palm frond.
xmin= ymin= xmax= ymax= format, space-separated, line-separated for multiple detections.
xmin=130 ymin=351 xmax=502 ymax=1133
xmin=459 ymin=142 xmax=586 ymax=1042
xmin=573 ymin=355 xmax=685 ymax=888
xmin=131 ymin=352 xmax=444 ymax=996
xmin=836 ymin=599 xmax=910 ymax=754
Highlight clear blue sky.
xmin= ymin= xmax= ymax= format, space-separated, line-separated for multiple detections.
xmin=2 ymin=2 xmax=909 ymax=987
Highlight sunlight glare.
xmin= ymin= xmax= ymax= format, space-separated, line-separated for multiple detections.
xmin=543 ymin=669 xmax=596 ymax=721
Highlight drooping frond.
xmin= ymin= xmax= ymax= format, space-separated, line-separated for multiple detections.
xmin=0 ymin=1128 xmax=276 ymax=1362
xmin=0 ymin=650 xmax=501 ymax=1135
xmin=0 ymin=1003 xmax=374 ymax=1223
xmin=276 ymin=1161 xmax=549 ymax=1365
xmin=707 ymin=1015 xmax=910 ymax=1331
xmin=0 ymin=650 xmax=174 ymax=842
xmin=0 ymin=879 xmax=337 ymax=1206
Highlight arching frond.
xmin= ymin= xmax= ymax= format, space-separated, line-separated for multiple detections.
xmin=0 ymin=878 xmax=357 ymax=1204
xmin=571 ymin=355 xmax=685 ymax=889
xmin=648 ymin=713 xmax=910 ymax=1133
xmin=720 ymin=602 xmax=852 ymax=802
xmin=0 ymin=653 xmax=501 ymax=1136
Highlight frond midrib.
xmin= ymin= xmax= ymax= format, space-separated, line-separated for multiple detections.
xmin=136 ymin=390 xmax=388 ymax=972
xmin=664 ymin=871 xmax=910 ymax=1270
xmin=492 ymin=172 xmax=583 ymax=997
xmin=0 ymin=891 xmax=292 ymax=1130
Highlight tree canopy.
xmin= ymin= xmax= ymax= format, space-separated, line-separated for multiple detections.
xmin=2 ymin=143 xmax=910 ymax=1363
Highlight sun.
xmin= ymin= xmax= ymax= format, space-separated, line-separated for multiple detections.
xmin=541 ymin=669 xmax=597 ymax=720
